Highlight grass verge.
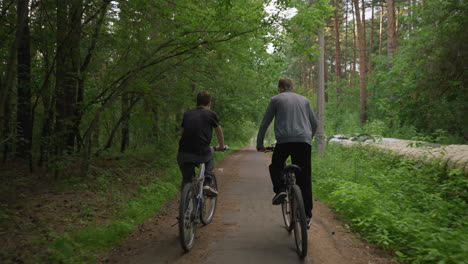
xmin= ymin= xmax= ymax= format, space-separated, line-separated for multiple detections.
xmin=313 ymin=143 xmax=468 ymax=264
xmin=44 ymin=166 xmax=181 ymax=264
xmin=44 ymin=146 xmax=237 ymax=264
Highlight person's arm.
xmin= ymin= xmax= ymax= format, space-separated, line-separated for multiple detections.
xmin=214 ymin=125 xmax=225 ymax=151
xmin=256 ymin=100 xmax=275 ymax=151
xmin=308 ymin=102 xmax=318 ymax=138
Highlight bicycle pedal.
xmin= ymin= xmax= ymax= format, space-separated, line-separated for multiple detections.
xmin=172 ymin=217 xmax=179 ymax=227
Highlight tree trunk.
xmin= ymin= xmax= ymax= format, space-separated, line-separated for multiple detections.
xmin=55 ymin=0 xmax=68 ymax=156
xmin=361 ymin=0 xmax=366 ymax=58
xmin=39 ymin=98 xmax=54 ymax=167
xmin=120 ymin=93 xmax=130 ymax=152
xmin=344 ymin=0 xmax=348 ymax=77
xmin=379 ymin=6 xmax=384 ymax=56
xmin=368 ymin=1 xmax=375 ymax=74
xmin=351 ymin=2 xmax=357 ymax=85
xmin=387 ymin=0 xmax=398 ymax=57
xmin=308 ymin=62 xmax=313 ymax=95
xmin=37 ymin=20 xmax=54 ymax=168
xmin=333 ymin=0 xmax=342 ymax=84
xmin=316 ymin=32 xmax=326 ymax=155
xmin=16 ymin=0 xmax=32 ymax=162
xmin=324 ymin=35 xmax=328 ymax=103
xmin=1 ymin=93 xmax=11 ymax=163
xmin=0 ymin=53 xmax=13 ymax=127
xmin=353 ymin=0 xmax=367 ymax=124
xmin=75 ymin=78 xmax=84 ymax=151
xmin=55 ymin=0 xmax=83 ymax=156
xmin=0 ymin=6 xmax=18 ymax=158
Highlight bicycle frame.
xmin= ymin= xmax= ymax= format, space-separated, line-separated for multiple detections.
xmin=179 ymin=146 xmax=227 ymax=252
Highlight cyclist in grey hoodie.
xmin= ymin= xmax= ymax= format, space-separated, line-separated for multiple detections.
xmin=256 ymin=77 xmax=318 ymax=227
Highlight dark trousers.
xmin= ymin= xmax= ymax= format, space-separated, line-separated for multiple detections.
xmin=269 ymin=142 xmax=313 ymax=218
xmin=177 ymin=150 xmax=215 ymax=187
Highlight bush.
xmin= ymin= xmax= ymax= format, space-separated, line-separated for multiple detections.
xmin=313 ymin=144 xmax=468 ymax=263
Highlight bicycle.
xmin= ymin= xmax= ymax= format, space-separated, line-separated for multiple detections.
xmin=178 ymin=146 xmax=228 ymax=252
xmin=265 ymin=146 xmax=308 ymax=258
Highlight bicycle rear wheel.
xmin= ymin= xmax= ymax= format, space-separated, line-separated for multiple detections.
xmin=291 ymin=184 xmax=308 ymax=258
xmin=179 ymin=183 xmax=197 ymax=252
xmin=281 ymin=192 xmax=293 ymax=232
xmin=200 ymin=175 xmax=217 ymax=225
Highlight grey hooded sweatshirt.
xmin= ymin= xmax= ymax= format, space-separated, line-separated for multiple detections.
xmin=256 ymin=90 xmax=318 ymax=148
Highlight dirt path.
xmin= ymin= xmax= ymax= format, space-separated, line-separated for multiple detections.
xmin=101 ymin=147 xmax=396 ymax=264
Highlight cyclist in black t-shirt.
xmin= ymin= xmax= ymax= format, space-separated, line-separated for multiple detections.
xmin=177 ymin=91 xmax=226 ymax=196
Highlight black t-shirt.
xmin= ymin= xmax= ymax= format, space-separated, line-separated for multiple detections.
xmin=178 ymin=107 xmax=220 ymax=155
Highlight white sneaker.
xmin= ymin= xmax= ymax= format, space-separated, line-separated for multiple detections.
xmin=203 ymin=185 xmax=218 ymax=197
xmin=306 ymin=217 xmax=312 ymax=229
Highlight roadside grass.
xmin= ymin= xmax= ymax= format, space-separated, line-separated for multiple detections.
xmin=43 ymin=145 xmax=238 ymax=264
xmin=46 ymin=170 xmax=180 ymax=263
xmin=312 ymin=144 xmax=468 ymax=264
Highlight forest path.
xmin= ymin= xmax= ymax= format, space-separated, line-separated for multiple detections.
xmin=102 ymin=147 xmax=395 ymax=264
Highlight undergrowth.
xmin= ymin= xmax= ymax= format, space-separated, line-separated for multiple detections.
xmin=313 ymin=144 xmax=468 ymax=264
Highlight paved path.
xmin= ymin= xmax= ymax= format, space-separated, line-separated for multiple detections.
xmin=202 ymin=146 xmax=304 ymax=263
xmin=103 ymin=147 xmax=395 ymax=264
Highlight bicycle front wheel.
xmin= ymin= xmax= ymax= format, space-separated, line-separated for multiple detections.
xmin=291 ymin=184 xmax=308 ymax=258
xmin=179 ymin=183 xmax=197 ymax=252
xmin=201 ymin=175 xmax=217 ymax=225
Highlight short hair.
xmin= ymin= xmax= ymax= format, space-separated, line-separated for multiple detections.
xmin=197 ymin=90 xmax=211 ymax=106
xmin=278 ymin=77 xmax=293 ymax=90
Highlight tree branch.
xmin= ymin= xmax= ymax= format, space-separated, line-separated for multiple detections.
xmin=81 ymin=0 xmax=110 ymax=72
xmin=83 ymin=0 xmax=111 ymax=26
xmin=98 ymin=96 xmax=141 ymax=154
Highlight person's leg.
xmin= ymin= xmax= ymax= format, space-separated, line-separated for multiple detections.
xmin=190 ymin=149 xmax=218 ymax=196
xmin=269 ymin=143 xmax=290 ymax=194
xmin=202 ymin=149 xmax=215 ymax=186
xmin=177 ymin=152 xmax=195 ymax=188
xmin=291 ymin=143 xmax=313 ymax=218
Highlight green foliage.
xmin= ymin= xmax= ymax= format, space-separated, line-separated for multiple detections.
xmin=313 ymin=144 xmax=468 ymax=263
xmin=361 ymin=120 xmax=385 ymax=137
xmin=1 ymin=0 xmax=290 ymax=175
xmin=282 ymin=0 xmax=333 ymax=59
xmin=367 ymin=0 xmax=468 ymax=143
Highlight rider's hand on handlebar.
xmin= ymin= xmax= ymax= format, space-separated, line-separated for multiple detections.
xmin=215 ymin=145 xmax=228 ymax=152
xmin=256 ymin=146 xmax=266 ymax=152
xmin=259 ymin=145 xmax=275 ymax=152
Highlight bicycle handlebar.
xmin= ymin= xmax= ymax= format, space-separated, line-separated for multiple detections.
xmin=213 ymin=145 xmax=229 ymax=152
xmin=264 ymin=146 xmax=275 ymax=152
